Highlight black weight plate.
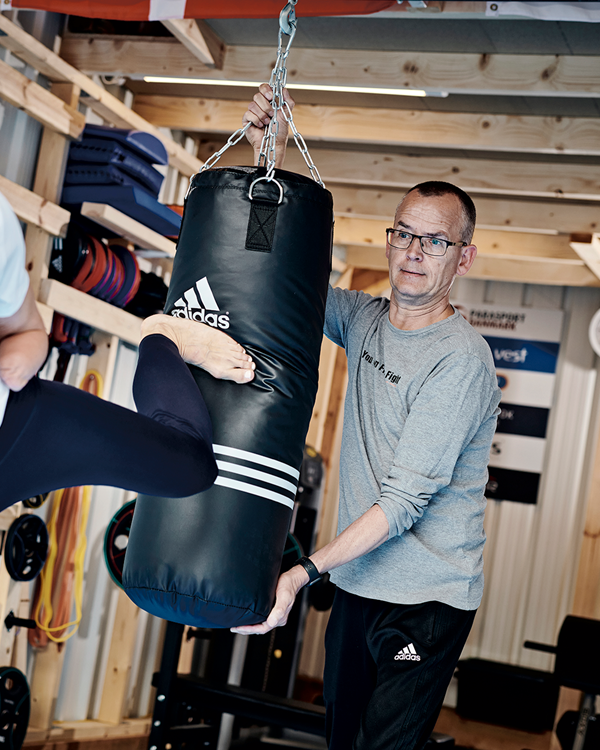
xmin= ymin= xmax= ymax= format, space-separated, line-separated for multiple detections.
xmin=4 ymin=516 xmax=49 ymax=582
xmin=22 ymin=493 xmax=49 ymax=510
xmin=104 ymin=500 xmax=136 ymax=589
xmin=0 ymin=667 xmax=30 ymax=750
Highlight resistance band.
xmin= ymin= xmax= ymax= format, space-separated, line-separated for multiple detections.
xmin=30 ymin=371 xmax=102 ymax=645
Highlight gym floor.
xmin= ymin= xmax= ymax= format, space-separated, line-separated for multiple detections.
xmin=21 ymin=709 xmax=554 ymax=750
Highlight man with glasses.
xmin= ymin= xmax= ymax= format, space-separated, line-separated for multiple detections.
xmin=234 ymin=85 xmax=501 ymax=750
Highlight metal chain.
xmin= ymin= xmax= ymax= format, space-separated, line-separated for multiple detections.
xmin=200 ymin=122 xmax=252 ymax=173
xmin=187 ymin=0 xmax=325 ymax=196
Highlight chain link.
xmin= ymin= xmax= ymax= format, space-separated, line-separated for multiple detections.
xmin=189 ymin=0 xmax=325 ymax=194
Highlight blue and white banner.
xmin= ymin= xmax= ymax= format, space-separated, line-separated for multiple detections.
xmin=453 ymin=301 xmax=564 ymax=504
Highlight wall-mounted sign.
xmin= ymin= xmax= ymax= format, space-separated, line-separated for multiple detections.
xmin=453 ymin=302 xmax=564 ymax=504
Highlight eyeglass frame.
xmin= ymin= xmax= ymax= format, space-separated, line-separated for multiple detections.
xmin=385 ymin=227 xmax=468 ymax=257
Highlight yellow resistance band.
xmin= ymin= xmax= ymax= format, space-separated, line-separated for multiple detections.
xmin=33 ymin=370 xmax=103 ymax=643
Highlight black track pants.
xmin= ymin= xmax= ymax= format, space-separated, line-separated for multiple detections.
xmin=0 ymin=334 xmax=217 ymax=506
xmin=324 ymin=588 xmax=475 ymax=750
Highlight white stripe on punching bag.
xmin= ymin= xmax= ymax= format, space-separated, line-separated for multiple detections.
xmin=216 ymin=460 xmax=298 ymax=496
xmin=214 ymin=476 xmax=295 ymax=510
xmin=213 ymin=444 xmax=300 ymax=480
xmin=149 ymin=0 xmax=187 ymax=20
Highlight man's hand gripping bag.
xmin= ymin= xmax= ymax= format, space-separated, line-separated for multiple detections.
xmin=122 ymin=166 xmax=333 ymax=628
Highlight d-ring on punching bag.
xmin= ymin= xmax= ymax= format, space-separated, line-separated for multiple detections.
xmin=122 ymin=2 xmax=334 ymax=628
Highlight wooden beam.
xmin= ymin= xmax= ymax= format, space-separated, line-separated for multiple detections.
xmin=25 ymin=717 xmax=151 ymax=745
xmin=0 ymin=15 xmax=202 ymax=177
xmin=0 ymin=58 xmax=84 ymax=139
xmin=195 ymin=141 xmax=600 ymax=203
xmin=60 ymin=37 xmax=600 ymax=96
xmin=97 ymin=590 xmax=140 ymax=724
xmin=345 ymin=244 xmax=600 ymax=287
xmin=161 ymin=19 xmax=215 ymax=68
xmin=334 ymin=216 xmax=581 ymax=260
xmin=39 ymin=280 xmax=142 ymax=346
xmin=467 ymin=254 xmax=600 ymax=287
xmin=0 ymin=175 xmax=70 ymax=236
xmin=133 ymin=96 xmax=600 ymax=156
xmin=331 ymin=186 xmax=600 ymax=235
xmin=25 ymin=82 xmax=77 ymax=297
xmin=81 ymin=203 xmax=177 ymax=257
xmin=570 ymin=239 xmax=600 ymax=283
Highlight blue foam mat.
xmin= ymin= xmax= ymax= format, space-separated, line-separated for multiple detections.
xmin=62 ymin=185 xmax=182 ymax=237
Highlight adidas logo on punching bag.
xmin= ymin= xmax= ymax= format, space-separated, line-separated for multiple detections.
xmin=171 ymin=276 xmax=231 ymax=330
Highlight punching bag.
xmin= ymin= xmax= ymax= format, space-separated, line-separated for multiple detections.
xmin=122 ymin=166 xmax=333 ymax=628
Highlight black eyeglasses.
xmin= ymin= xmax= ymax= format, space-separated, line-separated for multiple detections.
xmin=386 ymin=228 xmax=467 ymax=257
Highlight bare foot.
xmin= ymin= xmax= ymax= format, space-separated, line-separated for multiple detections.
xmin=141 ymin=314 xmax=255 ymax=384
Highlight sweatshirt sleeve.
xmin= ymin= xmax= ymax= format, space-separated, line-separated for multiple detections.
xmin=376 ymin=352 xmax=499 ymax=538
xmin=0 ymin=195 xmax=29 ymax=319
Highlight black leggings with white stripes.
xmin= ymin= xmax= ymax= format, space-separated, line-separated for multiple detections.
xmin=0 ymin=333 xmax=217 ymax=508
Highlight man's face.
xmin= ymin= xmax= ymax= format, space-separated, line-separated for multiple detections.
xmin=386 ymin=191 xmax=476 ymax=311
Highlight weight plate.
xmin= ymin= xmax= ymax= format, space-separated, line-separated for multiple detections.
xmin=22 ymin=493 xmax=49 ymax=510
xmin=104 ymin=500 xmax=136 ymax=589
xmin=0 ymin=667 xmax=30 ymax=750
xmin=4 ymin=516 xmax=49 ymax=582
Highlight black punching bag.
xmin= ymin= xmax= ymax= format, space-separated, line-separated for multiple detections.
xmin=122 ymin=166 xmax=333 ymax=628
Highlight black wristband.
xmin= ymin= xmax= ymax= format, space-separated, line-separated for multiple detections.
xmin=296 ymin=556 xmax=322 ymax=587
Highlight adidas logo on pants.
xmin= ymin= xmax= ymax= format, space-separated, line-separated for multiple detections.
xmin=394 ymin=643 xmax=421 ymax=661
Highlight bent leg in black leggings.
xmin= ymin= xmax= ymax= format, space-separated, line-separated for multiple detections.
xmin=0 ymin=334 xmax=217 ymax=508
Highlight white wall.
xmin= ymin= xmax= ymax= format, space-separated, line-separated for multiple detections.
xmin=451 ymin=279 xmax=600 ymax=677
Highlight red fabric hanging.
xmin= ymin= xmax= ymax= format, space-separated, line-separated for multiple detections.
xmin=11 ymin=0 xmax=396 ymax=20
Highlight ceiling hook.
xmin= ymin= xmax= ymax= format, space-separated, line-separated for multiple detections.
xmin=279 ymin=1 xmax=297 ymax=36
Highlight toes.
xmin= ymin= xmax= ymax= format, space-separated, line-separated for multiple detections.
xmin=228 ymin=368 xmax=255 ymax=384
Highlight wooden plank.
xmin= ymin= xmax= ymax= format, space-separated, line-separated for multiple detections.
xmin=468 ymin=254 xmax=600 ymax=287
xmin=25 ymin=717 xmax=152 ymax=745
xmin=133 ymin=96 xmax=600 ymax=156
xmin=305 ymin=336 xmax=338 ymax=454
xmin=60 ymin=37 xmax=600 ymax=96
xmin=335 ymin=216 xmax=580 ymax=259
xmin=24 ymin=82 xmax=77 ymax=297
xmin=196 ymin=141 xmax=600 ymax=203
xmin=10 ymin=581 xmax=31 ymax=675
xmin=97 ymin=590 xmax=140 ymax=724
xmin=36 ymin=302 xmax=53 ymax=333
xmin=197 ymin=21 xmax=227 ymax=70
xmin=0 ymin=58 xmax=84 ymax=139
xmin=345 ymin=246 xmax=600 ymax=286
xmin=570 ymin=240 xmax=600 ymax=283
xmin=331 ymin=185 xmax=600 ymax=235
xmin=161 ymin=19 xmax=215 ymax=67
xmin=80 ymin=203 xmax=177 ymax=257
xmin=0 ymin=174 xmax=70 ymax=237
xmin=0 ymin=506 xmax=23 ymax=671
xmin=39 ymin=280 xmax=142 ymax=346
xmin=0 ymin=15 xmax=202 ymax=177
xmin=32 ymin=82 xmax=79 ymax=203
xmin=177 ymin=627 xmax=195 ymax=675
xmin=29 ymin=642 xmax=67 ymax=730
xmin=362 ymin=277 xmax=392 ymax=297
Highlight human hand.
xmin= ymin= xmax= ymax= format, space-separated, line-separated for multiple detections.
xmin=0 ymin=329 xmax=48 ymax=391
xmin=242 ymin=83 xmax=295 ymax=165
xmin=230 ymin=564 xmax=308 ymax=635
xmin=0 ymin=349 xmax=35 ymax=391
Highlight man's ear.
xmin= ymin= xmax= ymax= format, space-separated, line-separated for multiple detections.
xmin=456 ymin=244 xmax=477 ymax=277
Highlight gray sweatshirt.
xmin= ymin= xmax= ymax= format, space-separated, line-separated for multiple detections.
xmin=324 ymin=286 xmax=501 ymax=610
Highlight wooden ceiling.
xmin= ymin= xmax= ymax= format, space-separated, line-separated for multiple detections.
xmin=57 ymin=0 xmax=600 ymax=286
